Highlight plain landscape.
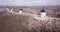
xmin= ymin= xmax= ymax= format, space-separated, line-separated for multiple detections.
xmin=0 ymin=6 xmax=60 ymax=32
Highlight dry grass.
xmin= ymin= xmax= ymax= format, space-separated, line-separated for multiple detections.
xmin=0 ymin=13 xmax=32 ymax=32
xmin=0 ymin=12 xmax=60 ymax=32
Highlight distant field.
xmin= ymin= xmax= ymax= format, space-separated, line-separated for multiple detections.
xmin=0 ymin=6 xmax=60 ymax=17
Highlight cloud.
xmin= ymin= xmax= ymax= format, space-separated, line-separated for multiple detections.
xmin=0 ymin=0 xmax=60 ymax=6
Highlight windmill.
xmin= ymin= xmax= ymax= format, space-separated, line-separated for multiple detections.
xmin=40 ymin=6 xmax=46 ymax=18
xmin=7 ymin=8 xmax=13 ymax=13
xmin=19 ymin=9 xmax=23 ymax=13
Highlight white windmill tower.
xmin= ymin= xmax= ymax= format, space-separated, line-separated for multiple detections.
xmin=41 ymin=9 xmax=46 ymax=18
xmin=19 ymin=9 xmax=23 ymax=13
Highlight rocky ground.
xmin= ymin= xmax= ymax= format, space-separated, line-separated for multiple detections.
xmin=0 ymin=12 xmax=60 ymax=32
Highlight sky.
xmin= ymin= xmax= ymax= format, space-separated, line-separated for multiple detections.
xmin=0 ymin=0 xmax=60 ymax=6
